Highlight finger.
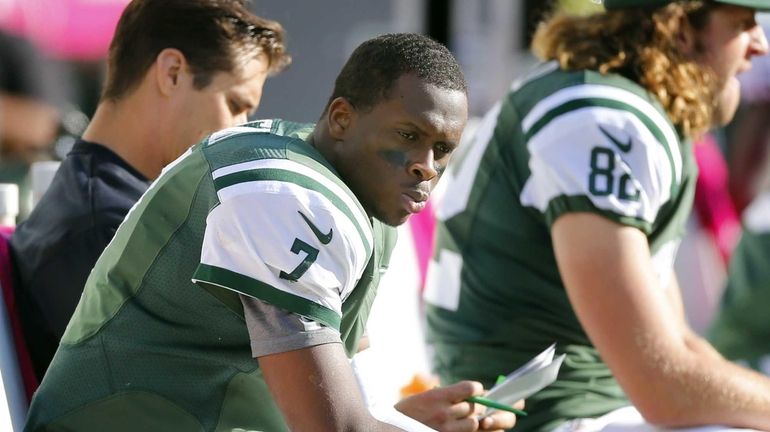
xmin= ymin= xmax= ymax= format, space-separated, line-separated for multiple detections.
xmin=478 ymin=411 xmax=517 ymax=431
xmin=471 ymin=400 xmax=486 ymax=417
xmin=441 ymin=416 xmax=479 ymax=432
xmin=447 ymin=401 xmax=475 ymax=419
xmin=513 ymin=399 xmax=525 ymax=410
xmin=436 ymin=380 xmax=484 ymax=402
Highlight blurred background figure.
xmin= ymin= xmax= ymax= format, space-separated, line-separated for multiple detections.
xmin=724 ymin=16 xmax=770 ymax=214
xmin=0 ymin=30 xmax=66 ymax=220
xmin=0 ymin=30 xmax=61 ymax=163
xmin=673 ymin=131 xmax=743 ymax=335
xmin=708 ymin=17 xmax=770 ymax=376
xmin=0 ymin=0 xmax=124 ymax=220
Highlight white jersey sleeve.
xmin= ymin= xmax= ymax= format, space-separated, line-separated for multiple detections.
xmin=192 ymin=158 xmax=373 ymax=330
xmin=519 ymin=84 xmax=682 ymax=233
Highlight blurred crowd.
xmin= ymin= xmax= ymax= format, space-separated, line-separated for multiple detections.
xmin=0 ymin=0 xmax=122 ymax=219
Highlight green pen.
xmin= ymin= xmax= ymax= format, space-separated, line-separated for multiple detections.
xmin=466 ymin=395 xmax=527 ymax=417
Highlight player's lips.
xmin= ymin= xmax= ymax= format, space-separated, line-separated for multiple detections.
xmin=402 ymin=190 xmax=428 ymax=214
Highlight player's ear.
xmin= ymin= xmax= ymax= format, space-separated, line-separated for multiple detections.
xmin=676 ymin=13 xmax=697 ymax=57
xmin=155 ymin=48 xmax=188 ymax=97
xmin=327 ymin=97 xmax=355 ymax=141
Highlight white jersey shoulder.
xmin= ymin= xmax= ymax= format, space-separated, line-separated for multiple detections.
xmin=520 ymin=83 xmax=681 ymax=225
xmin=206 ymin=125 xmax=268 ymax=146
xmin=196 ymin=157 xmax=373 ymax=323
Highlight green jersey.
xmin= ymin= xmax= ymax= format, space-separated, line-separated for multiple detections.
xmin=709 ymin=191 xmax=770 ymax=373
xmin=25 ymin=119 xmax=396 ymax=432
xmin=425 ymin=64 xmax=697 ymax=431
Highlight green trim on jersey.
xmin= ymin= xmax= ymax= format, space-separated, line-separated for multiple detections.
xmin=203 ymin=128 xmax=310 ymax=171
xmin=194 ymin=263 xmax=341 ymax=330
xmin=213 ymin=167 xmax=372 ymax=259
xmin=545 ymin=194 xmax=651 ymax=232
xmin=204 ymin=122 xmax=367 ymax=226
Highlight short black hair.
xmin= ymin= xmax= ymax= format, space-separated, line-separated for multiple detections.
xmin=103 ymin=0 xmax=290 ymax=101
xmin=324 ymin=33 xmax=467 ymax=114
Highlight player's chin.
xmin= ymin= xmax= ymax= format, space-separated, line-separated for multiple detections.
xmin=713 ymin=78 xmax=741 ymax=126
xmin=383 ymin=212 xmax=411 ymax=227
xmin=376 ymin=206 xmax=412 ymax=227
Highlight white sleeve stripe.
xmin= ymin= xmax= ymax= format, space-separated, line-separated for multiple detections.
xmin=522 ymin=84 xmax=681 ymax=183
xmin=212 ymin=159 xmax=373 ymax=255
xmin=215 ymin=181 xmax=370 ymax=267
xmin=206 ymin=126 xmax=263 ymax=146
xmin=214 ymin=174 xmax=372 ymax=258
xmin=527 ymin=106 xmax=672 ymax=206
xmin=213 ymin=159 xmax=370 ymax=237
xmin=198 ymin=195 xmax=359 ymax=320
xmin=521 ymin=107 xmax=669 ymax=223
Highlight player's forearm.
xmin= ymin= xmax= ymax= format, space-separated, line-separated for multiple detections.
xmin=693 ymin=358 xmax=770 ymax=431
xmin=553 ymin=215 xmax=770 ymax=429
xmin=284 ymin=412 xmax=406 ymax=432
xmin=360 ymin=418 xmax=410 ymax=432
xmin=682 ymin=330 xmax=724 ymax=361
xmin=630 ymin=336 xmax=770 ymax=430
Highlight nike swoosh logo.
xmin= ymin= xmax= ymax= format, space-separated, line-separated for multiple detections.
xmin=598 ymin=126 xmax=632 ymax=153
xmin=298 ymin=211 xmax=333 ymax=245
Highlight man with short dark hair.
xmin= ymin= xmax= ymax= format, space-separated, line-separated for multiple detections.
xmin=11 ymin=0 xmax=290 ymax=380
xmin=24 ymin=33 xmax=520 ymax=432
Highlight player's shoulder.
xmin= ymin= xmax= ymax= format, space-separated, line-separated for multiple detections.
xmin=513 ymin=65 xmax=676 ymax=151
xmin=197 ymin=119 xmax=344 ymax=187
xmin=515 ymin=66 xmax=686 ymax=228
xmin=200 ymin=119 xmax=311 ymax=165
xmin=201 ymin=120 xmax=371 ymax=249
xmin=513 ymin=63 xmax=650 ymax=99
xmin=516 ymin=65 xmax=663 ymax=118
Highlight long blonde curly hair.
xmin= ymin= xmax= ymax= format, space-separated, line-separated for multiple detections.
xmin=531 ymin=2 xmax=717 ymax=138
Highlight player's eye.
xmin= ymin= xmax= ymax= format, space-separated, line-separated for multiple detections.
xmin=398 ymin=130 xmax=417 ymax=141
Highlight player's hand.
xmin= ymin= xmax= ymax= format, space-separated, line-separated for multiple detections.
xmin=477 ymin=398 xmax=524 ymax=431
xmin=394 ymin=380 xmax=520 ymax=432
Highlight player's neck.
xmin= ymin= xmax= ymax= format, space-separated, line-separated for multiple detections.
xmin=81 ymin=95 xmax=165 ymax=180
xmin=308 ymin=121 xmax=338 ymax=166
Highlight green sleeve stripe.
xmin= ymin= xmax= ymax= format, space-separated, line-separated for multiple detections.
xmin=542 ymin=194 xmax=652 ymax=234
xmin=525 ymin=98 xmax=677 ymax=197
xmin=192 ymin=263 xmax=342 ymax=330
xmin=214 ymin=168 xmax=372 ymax=258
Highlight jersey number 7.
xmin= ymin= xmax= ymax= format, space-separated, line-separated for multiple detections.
xmin=279 ymin=238 xmax=319 ymax=282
